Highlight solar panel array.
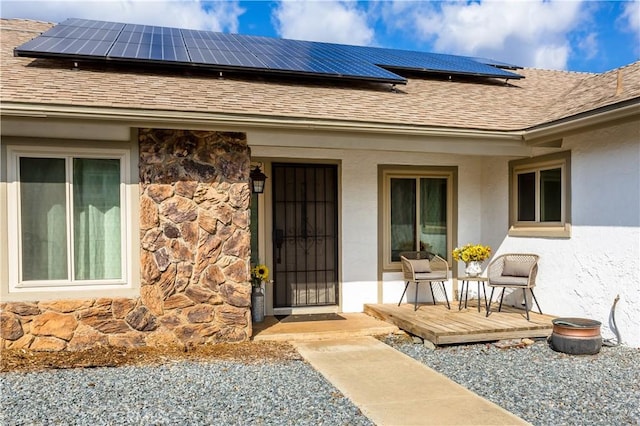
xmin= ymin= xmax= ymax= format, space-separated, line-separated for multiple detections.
xmin=15 ymin=18 xmax=524 ymax=84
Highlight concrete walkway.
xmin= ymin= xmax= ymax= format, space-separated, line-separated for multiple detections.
xmin=293 ymin=336 xmax=529 ymax=426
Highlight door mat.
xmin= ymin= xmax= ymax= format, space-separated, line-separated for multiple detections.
xmin=275 ymin=313 xmax=346 ymax=323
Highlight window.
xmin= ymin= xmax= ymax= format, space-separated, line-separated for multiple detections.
xmin=381 ymin=167 xmax=456 ymax=270
xmin=509 ymin=151 xmax=571 ymax=237
xmin=7 ymin=147 xmax=130 ymax=288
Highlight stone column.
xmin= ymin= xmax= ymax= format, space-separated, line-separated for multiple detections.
xmin=139 ymin=129 xmax=253 ymax=345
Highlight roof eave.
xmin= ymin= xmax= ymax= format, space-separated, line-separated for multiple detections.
xmin=0 ymin=101 xmax=525 ymax=142
xmin=524 ymin=99 xmax=640 ymax=146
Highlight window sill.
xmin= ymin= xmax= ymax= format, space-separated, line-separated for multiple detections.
xmin=508 ymin=223 xmax=571 ymax=238
xmin=2 ymin=283 xmax=139 ymax=302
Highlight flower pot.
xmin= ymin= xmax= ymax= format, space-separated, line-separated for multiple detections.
xmin=551 ymin=318 xmax=602 ymax=355
xmin=465 ymin=261 xmax=483 ymax=277
xmin=251 ymin=287 xmax=265 ymax=323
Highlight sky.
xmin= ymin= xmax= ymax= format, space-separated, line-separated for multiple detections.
xmin=1 ymin=0 xmax=638 ymax=73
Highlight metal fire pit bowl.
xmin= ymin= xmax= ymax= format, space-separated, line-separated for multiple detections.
xmin=551 ymin=317 xmax=602 ymax=355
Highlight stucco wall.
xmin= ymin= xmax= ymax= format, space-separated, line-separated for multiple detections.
xmin=491 ymin=121 xmax=640 ymax=347
xmin=252 ymin=121 xmax=639 ymax=347
xmin=0 ymin=129 xmax=253 ymax=351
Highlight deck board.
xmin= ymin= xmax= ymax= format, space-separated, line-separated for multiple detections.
xmin=364 ymin=302 xmax=554 ymax=345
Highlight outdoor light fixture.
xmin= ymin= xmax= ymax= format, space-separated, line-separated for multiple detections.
xmin=250 ymin=165 xmax=267 ymax=194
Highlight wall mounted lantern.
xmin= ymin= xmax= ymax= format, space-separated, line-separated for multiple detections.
xmin=250 ymin=165 xmax=267 ymax=194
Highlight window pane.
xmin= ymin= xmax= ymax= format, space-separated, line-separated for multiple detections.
xmin=20 ymin=158 xmax=68 ymax=281
xmin=420 ymin=178 xmax=447 ymax=258
xmin=73 ymin=158 xmax=121 ymax=280
xmin=517 ymin=172 xmax=536 ymax=221
xmin=391 ymin=178 xmax=416 ymax=262
xmin=540 ymin=168 xmax=562 ymax=222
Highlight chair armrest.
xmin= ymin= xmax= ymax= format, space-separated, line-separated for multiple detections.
xmin=527 ymin=264 xmax=538 ymax=287
xmin=401 ymin=256 xmax=416 ymax=281
xmin=487 ymin=256 xmax=505 ymax=281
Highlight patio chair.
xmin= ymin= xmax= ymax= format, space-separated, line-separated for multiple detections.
xmin=398 ymin=251 xmax=451 ymax=311
xmin=486 ymin=253 xmax=541 ymax=321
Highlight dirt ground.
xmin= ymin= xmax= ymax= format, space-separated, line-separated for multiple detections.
xmin=0 ymin=341 xmax=302 ymax=373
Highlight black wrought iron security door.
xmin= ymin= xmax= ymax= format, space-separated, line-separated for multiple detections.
xmin=272 ymin=164 xmax=338 ymax=308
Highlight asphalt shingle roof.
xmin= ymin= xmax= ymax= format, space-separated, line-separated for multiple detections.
xmin=2 ymin=19 xmax=638 ymax=132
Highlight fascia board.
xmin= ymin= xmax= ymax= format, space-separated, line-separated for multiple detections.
xmin=0 ymin=102 xmax=524 ymax=142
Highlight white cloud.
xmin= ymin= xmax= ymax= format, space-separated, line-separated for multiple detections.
xmin=272 ymin=0 xmax=374 ymax=45
xmin=0 ymin=0 xmax=244 ymax=32
xmin=577 ymin=32 xmax=598 ymax=61
xmin=533 ymin=44 xmax=570 ymax=71
xmin=617 ymin=0 xmax=640 ymax=59
xmin=382 ymin=0 xmax=587 ymax=70
xmin=619 ymin=0 xmax=640 ymax=35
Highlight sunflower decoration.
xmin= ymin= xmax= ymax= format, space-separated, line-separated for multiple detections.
xmin=251 ymin=264 xmax=269 ymax=287
xmin=452 ymin=243 xmax=492 ymax=263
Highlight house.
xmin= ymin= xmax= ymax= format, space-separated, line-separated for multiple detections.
xmin=1 ymin=18 xmax=638 ymax=350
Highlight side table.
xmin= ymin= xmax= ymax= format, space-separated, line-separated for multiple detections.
xmin=458 ymin=276 xmax=488 ymax=312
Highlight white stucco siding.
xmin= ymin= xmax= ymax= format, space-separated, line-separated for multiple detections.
xmin=571 ymin=121 xmax=640 ymax=227
xmin=562 ymin=122 xmax=639 ymax=346
xmin=496 ymin=226 xmax=639 ymax=347
xmin=480 ymin=157 xmax=511 ymax=256
xmin=457 ymin=158 xmax=492 ymax=276
xmin=496 ymin=121 xmax=640 ymax=347
xmin=341 ymin=152 xmax=380 ymax=312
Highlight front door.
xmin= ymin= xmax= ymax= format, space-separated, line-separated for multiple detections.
xmin=272 ymin=163 xmax=338 ymax=308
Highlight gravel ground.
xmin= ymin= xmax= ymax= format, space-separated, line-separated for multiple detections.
xmin=0 ymin=359 xmax=373 ymax=426
xmin=384 ymin=335 xmax=640 ymax=426
xmin=2 ymin=338 xmax=639 ymax=426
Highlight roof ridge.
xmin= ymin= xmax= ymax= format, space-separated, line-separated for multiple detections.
xmin=523 ymin=66 xmax=596 ymax=76
xmin=0 ymin=18 xmax=55 ymax=25
xmin=524 ymin=59 xmax=640 ymax=76
xmin=0 ymin=18 xmax=53 ymax=34
xmin=599 ymin=60 xmax=640 ymax=75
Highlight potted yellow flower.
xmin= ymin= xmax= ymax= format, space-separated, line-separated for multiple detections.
xmin=250 ymin=264 xmax=269 ymax=323
xmin=251 ymin=264 xmax=269 ymax=288
xmin=452 ymin=243 xmax=491 ymax=277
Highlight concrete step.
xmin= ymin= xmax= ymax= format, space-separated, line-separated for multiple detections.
xmin=251 ymin=313 xmax=400 ymax=342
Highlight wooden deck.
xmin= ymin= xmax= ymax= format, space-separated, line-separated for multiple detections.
xmin=364 ymin=301 xmax=555 ymax=345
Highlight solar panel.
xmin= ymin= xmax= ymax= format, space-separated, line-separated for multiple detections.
xmin=343 ymin=46 xmax=522 ymax=79
xmin=466 ymin=56 xmax=522 ymax=70
xmin=14 ymin=18 xmax=524 ymax=83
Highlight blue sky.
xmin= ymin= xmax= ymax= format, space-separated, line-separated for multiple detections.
xmin=1 ymin=0 xmax=638 ymax=73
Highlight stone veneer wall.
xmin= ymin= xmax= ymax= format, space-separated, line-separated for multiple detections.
xmin=0 ymin=129 xmax=253 ymax=351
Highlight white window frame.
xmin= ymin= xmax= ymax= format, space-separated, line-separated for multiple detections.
xmin=509 ymin=151 xmax=571 ymax=238
xmin=7 ymin=145 xmax=132 ymax=291
xmin=381 ymin=166 xmax=456 ymax=271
